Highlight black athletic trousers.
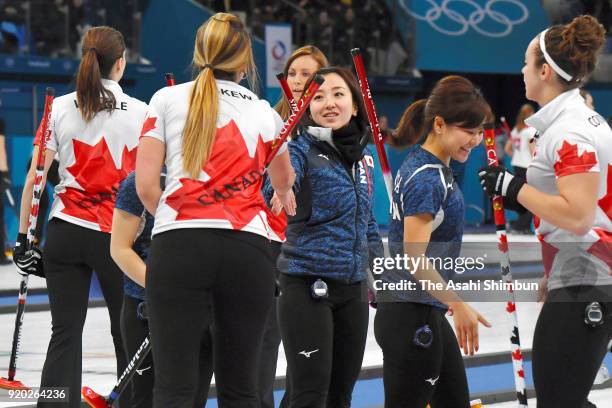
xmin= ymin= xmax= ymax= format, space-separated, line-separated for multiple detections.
xmin=278 ymin=274 xmax=369 ymax=408
xmin=39 ymin=219 xmax=128 ymax=408
xmin=120 ymin=295 xmax=214 ymax=408
xmin=532 ymin=285 xmax=612 ymax=408
xmin=374 ymin=302 xmax=470 ymax=408
xmin=146 ymin=228 xmax=275 ymax=408
xmin=120 ymin=295 xmax=154 ymax=408
xmin=258 ymin=241 xmax=283 ymax=408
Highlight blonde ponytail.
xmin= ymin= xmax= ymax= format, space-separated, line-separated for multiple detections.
xmin=182 ymin=67 xmax=218 ymax=179
xmin=182 ymin=13 xmax=257 ymax=178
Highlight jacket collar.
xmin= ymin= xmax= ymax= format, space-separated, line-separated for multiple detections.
xmin=525 ymin=88 xmax=582 ymax=134
xmin=101 ymin=78 xmax=122 ymax=94
xmin=306 ymin=126 xmax=337 ymax=150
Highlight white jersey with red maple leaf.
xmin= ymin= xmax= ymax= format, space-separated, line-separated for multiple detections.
xmin=35 ymin=79 xmax=148 ymax=233
xmin=141 ymin=79 xmax=286 ymax=240
xmin=526 ymin=88 xmax=612 ymax=290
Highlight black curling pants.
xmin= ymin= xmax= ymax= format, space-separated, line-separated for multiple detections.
xmin=146 ymin=228 xmax=275 ymax=408
xmin=120 ymin=294 xmax=213 ymax=407
xmin=277 ymin=274 xmax=369 ymax=408
xmin=374 ymin=302 xmax=470 ymax=408
xmin=120 ymin=295 xmax=154 ymax=408
xmin=258 ymin=241 xmax=283 ymax=408
xmin=532 ymin=285 xmax=612 ymax=408
xmin=38 ymin=219 xmax=128 ymax=407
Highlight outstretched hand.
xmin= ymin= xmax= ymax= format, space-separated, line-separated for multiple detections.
xmin=272 ymin=189 xmax=296 ymax=216
xmin=450 ymin=302 xmax=491 ymax=356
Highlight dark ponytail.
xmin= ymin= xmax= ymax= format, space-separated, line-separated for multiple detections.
xmin=75 ymin=26 xmax=126 ymax=122
xmin=392 ymin=76 xmax=491 ymax=148
xmin=392 ymin=99 xmax=427 ymax=148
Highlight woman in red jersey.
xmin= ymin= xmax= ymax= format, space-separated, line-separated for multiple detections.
xmin=14 ymin=26 xmax=147 ymax=407
xmin=480 ymin=15 xmax=612 ymax=407
xmin=136 ymin=13 xmax=295 ymax=407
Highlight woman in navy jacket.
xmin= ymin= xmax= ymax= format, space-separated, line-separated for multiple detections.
xmin=265 ymin=66 xmax=383 ymax=407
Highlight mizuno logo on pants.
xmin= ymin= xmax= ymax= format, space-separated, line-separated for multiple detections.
xmin=136 ymin=366 xmax=151 ymax=376
xmin=298 ymin=349 xmax=319 ymax=358
xmin=425 ymin=376 xmax=439 ymax=385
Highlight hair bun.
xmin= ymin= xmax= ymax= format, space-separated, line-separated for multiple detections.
xmin=564 ymin=16 xmax=605 ymax=61
xmin=557 ymin=15 xmax=606 ymax=81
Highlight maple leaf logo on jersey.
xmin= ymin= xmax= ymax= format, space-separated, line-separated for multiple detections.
xmin=537 ymin=233 xmax=559 ymax=278
xmin=165 ymin=120 xmax=272 ymax=230
xmin=553 ymin=140 xmax=597 ymax=178
xmin=59 ymin=138 xmax=137 ymax=232
xmin=597 ymin=164 xmax=612 ymax=221
xmin=140 ymin=116 xmax=157 ymax=139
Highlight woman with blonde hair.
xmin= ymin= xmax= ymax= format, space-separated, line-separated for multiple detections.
xmin=275 ymin=45 xmax=329 ymax=119
xmin=136 ymin=13 xmax=295 ymax=406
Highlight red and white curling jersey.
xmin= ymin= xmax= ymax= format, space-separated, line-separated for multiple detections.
xmin=141 ymin=79 xmax=287 ymax=239
xmin=526 ymin=89 xmax=612 ymax=290
xmin=35 ymin=79 xmax=147 ymax=233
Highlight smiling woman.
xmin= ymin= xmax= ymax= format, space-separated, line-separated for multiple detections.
xmin=308 ymin=72 xmax=357 ymax=130
xmin=262 ymin=45 xmax=330 ymax=407
xmin=263 ymin=66 xmax=383 ymax=406
xmin=376 ymin=75 xmax=492 ymax=408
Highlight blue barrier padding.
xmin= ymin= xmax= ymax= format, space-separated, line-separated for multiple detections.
xmin=463 ymin=144 xmax=488 ymax=225
xmin=8 ymin=135 xmax=34 ymax=187
xmin=368 ymin=144 xmax=391 ymax=227
xmin=0 ymin=293 xmax=50 ymax=306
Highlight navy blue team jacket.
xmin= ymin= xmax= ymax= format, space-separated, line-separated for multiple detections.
xmin=264 ymin=127 xmax=383 ymax=284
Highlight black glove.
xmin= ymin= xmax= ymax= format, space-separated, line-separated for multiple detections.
xmin=478 ymin=165 xmax=527 ymax=213
xmin=0 ymin=170 xmax=10 ymax=193
xmin=13 ymin=233 xmax=45 ymax=278
xmin=478 ymin=165 xmax=526 ymax=202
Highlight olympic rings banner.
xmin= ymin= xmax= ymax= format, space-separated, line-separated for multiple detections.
xmin=399 ymin=0 xmax=550 ymax=73
xmin=265 ymin=24 xmax=292 ymax=88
